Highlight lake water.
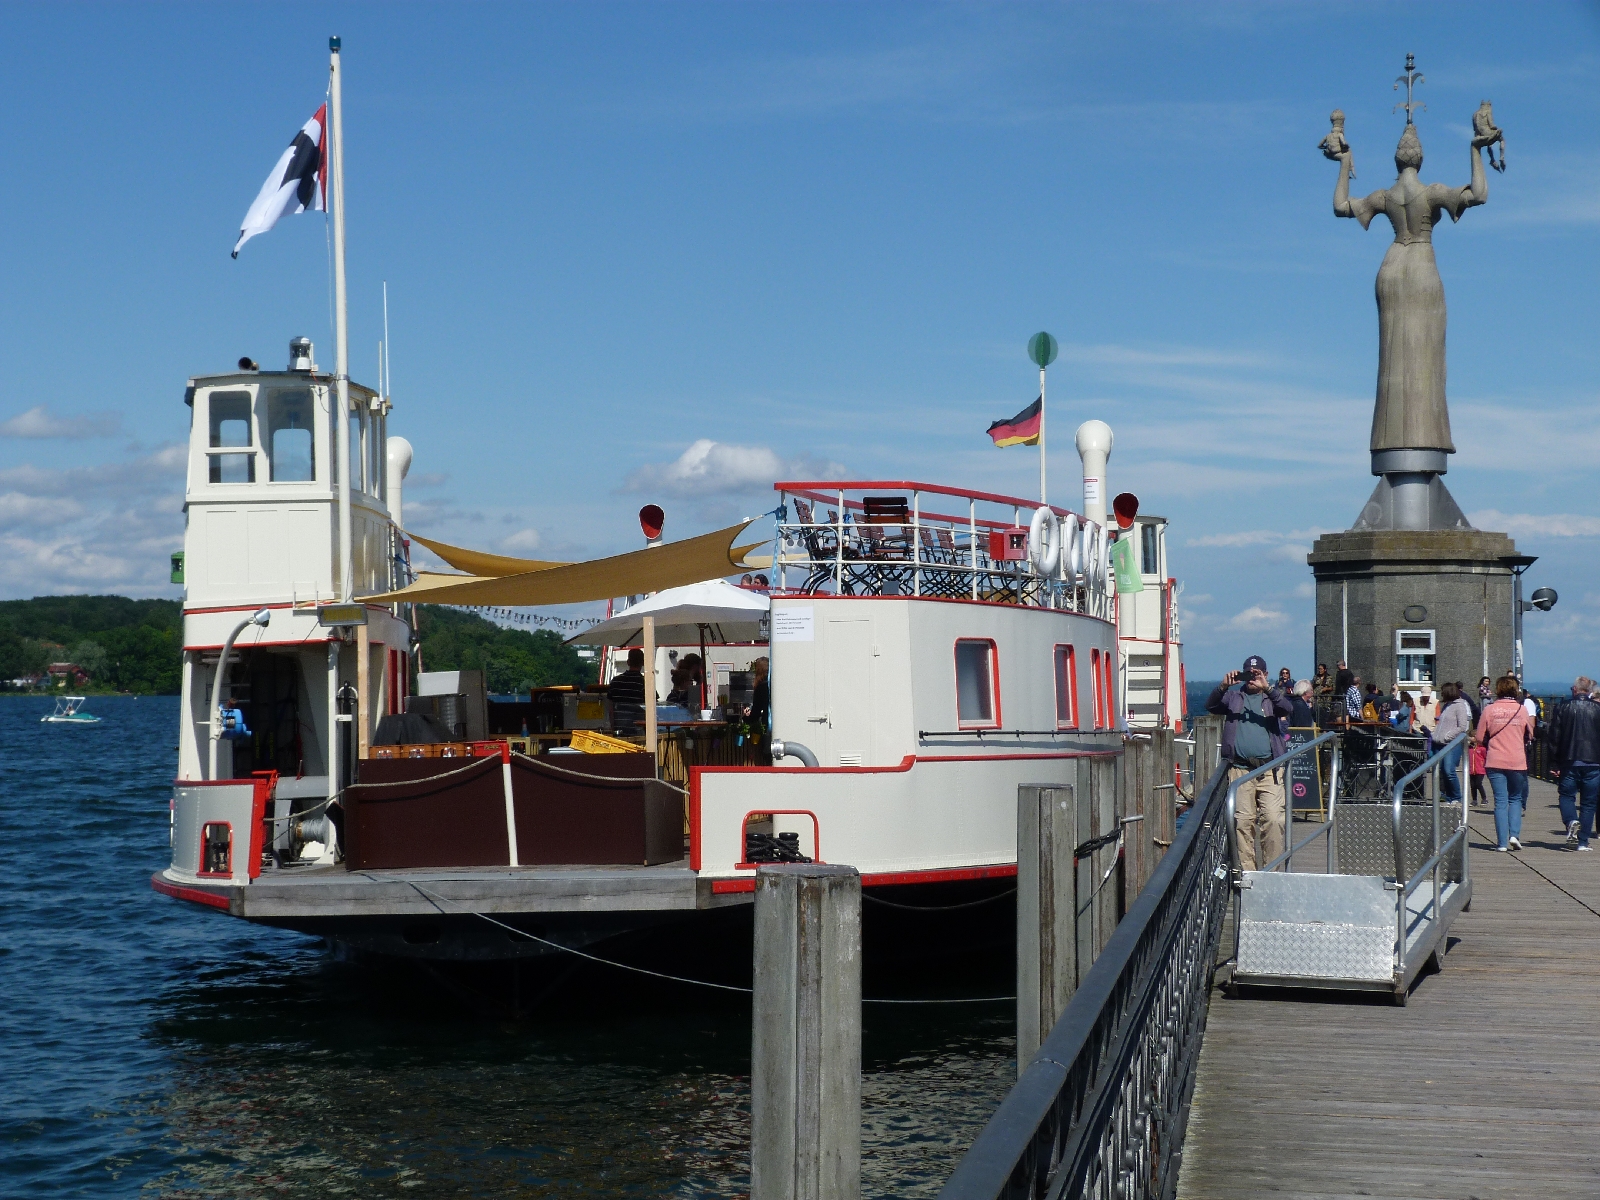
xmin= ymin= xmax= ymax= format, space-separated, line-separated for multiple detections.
xmin=1 ymin=696 xmax=1015 ymax=1197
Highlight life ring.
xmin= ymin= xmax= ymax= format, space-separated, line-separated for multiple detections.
xmin=1028 ymin=506 xmax=1061 ymax=577
xmin=1084 ymin=522 xmax=1104 ymax=589
xmin=1061 ymin=513 xmax=1082 ymax=580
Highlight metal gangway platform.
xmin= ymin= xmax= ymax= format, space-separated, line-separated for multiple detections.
xmin=1229 ymin=731 xmax=1470 ymax=1004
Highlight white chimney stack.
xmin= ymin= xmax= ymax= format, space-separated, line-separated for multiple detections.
xmin=386 ymin=436 xmax=413 ymax=526
xmin=1075 ymin=420 xmax=1113 ymax=525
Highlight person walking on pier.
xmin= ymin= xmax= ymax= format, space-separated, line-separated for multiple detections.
xmin=1477 ymin=675 xmax=1535 ymax=852
xmin=1207 ymin=655 xmax=1294 ymax=871
xmin=1549 ymin=677 xmax=1600 ymax=851
xmin=1433 ymin=682 xmax=1473 ymax=804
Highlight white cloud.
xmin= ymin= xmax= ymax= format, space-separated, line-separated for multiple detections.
xmin=0 ymin=404 xmax=121 ymax=439
xmin=623 ymin=438 xmax=846 ymax=499
xmin=0 ymin=443 xmax=187 ymax=598
xmin=499 ymin=528 xmax=544 ymax=553
xmin=1228 ymin=605 xmax=1289 ymax=630
xmin=1467 ymin=509 xmax=1600 ymax=539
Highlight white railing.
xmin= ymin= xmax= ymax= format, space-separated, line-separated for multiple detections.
xmin=771 ymin=481 xmax=1113 ymax=619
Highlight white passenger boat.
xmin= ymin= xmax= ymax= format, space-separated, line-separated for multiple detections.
xmin=42 ymin=696 xmax=101 ymax=724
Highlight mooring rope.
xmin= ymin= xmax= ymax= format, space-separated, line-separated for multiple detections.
xmin=393 ymin=878 xmax=1013 ymax=1003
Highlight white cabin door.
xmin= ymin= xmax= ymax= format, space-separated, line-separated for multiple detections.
xmin=822 ymin=618 xmax=874 ymax=766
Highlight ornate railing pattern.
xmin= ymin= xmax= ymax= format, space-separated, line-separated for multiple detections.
xmin=770 ymin=481 xmax=1113 ymax=619
xmin=938 ymin=763 xmax=1232 ymax=1200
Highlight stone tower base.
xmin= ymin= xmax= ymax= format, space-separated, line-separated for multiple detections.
xmin=1308 ymin=529 xmax=1517 ymax=694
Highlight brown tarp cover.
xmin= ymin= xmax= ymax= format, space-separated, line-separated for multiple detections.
xmin=406 ymin=530 xmax=571 ymax=577
xmin=370 ymin=520 xmax=766 ymax=607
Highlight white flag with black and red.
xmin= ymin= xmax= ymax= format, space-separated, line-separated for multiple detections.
xmin=231 ymin=104 xmax=327 ymax=258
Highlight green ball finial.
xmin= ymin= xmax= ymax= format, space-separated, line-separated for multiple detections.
xmin=1028 ymin=331 xmax=1058 ymax=369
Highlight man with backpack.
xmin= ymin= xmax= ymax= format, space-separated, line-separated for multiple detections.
xmin=1549 ymin=676 xmax=1600 ymax=850
xmin=1207 ymin=655 xmax=1295 ymax=871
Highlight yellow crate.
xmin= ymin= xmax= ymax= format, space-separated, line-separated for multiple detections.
xmin=567 ymin=729 xmax=646 ymax=754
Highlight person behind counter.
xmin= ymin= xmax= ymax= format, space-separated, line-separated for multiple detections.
xmin=609 ymin=648 xmax=647 ymax=733
xmin=748 ymin=656 xmax=770 ymax=731
xmin=668 ymin=654 xmax=705 ymax=714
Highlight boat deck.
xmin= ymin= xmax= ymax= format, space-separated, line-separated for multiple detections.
xmin=1178 ymin=779 xmax=1600 ymax=1199
xmin=158 ymin=857 xmax=749 ymax=919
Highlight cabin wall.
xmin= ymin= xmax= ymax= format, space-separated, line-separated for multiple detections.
xmin=769 ymin=596 xmax=1120 ymax=769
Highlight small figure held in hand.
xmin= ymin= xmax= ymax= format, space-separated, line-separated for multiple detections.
xmin=1319 ymin=108 xmax=1355 ymax=178
xmin=1472 ymin=100 xmax=1507 ymax=173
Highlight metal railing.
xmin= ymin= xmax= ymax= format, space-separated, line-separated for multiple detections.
xmin=1225 ymin=732 xmax=1342 ymax=879
xmin=771 ymin=482 xmax=1113 ymax=619
xmin=1392 ymin=732 xmax=1470 ymax=981
xmin=938 ymin=762 xmax=1233 ymax=1200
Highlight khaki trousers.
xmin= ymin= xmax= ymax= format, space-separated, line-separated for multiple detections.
xmin=1228 ymin=764 xmax=1285 ymax=872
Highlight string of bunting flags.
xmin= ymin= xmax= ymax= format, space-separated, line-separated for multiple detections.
xmin=449 ymin=605 xmax=602 ymax=632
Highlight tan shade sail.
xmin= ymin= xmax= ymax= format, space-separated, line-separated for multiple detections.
xmin=369 ymin=521 xmax=766 ymax=607
xmin=406 ymin=531 xmax=570 ymax=577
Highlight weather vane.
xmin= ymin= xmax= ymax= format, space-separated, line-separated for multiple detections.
xmin=1393 ymin=52 xmax=1425 ymax=125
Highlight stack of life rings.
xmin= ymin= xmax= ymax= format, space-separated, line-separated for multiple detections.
xmin=1027 ymin=505 xmax=1106 ymax=588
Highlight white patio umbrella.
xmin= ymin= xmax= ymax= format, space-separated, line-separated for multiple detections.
xmin=566 ymin=579 xmax=770 ymax=752
xmin=567 ymin=579 xmax=770 ymax=647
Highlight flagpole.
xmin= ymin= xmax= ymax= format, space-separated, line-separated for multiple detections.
xmin=329 ymin=35 xmax=353 ymax=605
xmin=1039 ymin=366 xmax=1047 ymax=506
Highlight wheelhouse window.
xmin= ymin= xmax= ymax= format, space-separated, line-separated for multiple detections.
xmin=1140 ymin=523 xmax=1159 ymax=576
xmin=207 ymin=390 xmax=255 ymax=484
xmin=955 ymin=639 xmax=999 ymax=728
xmin=1054 ymin=644 xmax=1078 ymax=729
xmin=265 ymin=388 xmax=315 ymax=482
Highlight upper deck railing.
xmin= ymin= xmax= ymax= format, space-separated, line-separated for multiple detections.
xmin=771 ymin=481 xmax=1113 ymax=618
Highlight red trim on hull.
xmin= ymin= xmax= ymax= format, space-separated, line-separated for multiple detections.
xmin=710 ymin=862 xmax=1018 ymax=894
xmin=151 ymin=873 xmax=233 ymax=910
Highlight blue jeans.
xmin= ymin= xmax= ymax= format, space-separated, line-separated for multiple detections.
xmin=1557 ymin=763 xmax=1600 ymax=848
xmin=1488 ymin=768 xmax=1529 ymax=848
xmin=1438 ymin=739 xmax=1466 ymax=803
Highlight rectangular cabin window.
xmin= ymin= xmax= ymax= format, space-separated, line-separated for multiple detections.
xmin=955 ymin=638 xmax=999 ymax=728
xmin=1054 ymin=644 xmax=1078 ymax=729
xmin=1103 ymin=650 xmax=1117 ymax=729
xmin=1090 ymin=649 xmax=1104 ymax=729
xmin=265 ymin=388 xmax=316 ymax=482
xmin=207 ymin=390 xmax=255 ymax=484
xmin=1141 ymin=524 xmax=1159 ymax=576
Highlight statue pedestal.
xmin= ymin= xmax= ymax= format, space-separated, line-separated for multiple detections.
xmin=1309 ymin=529 xmax=1517 ymax=692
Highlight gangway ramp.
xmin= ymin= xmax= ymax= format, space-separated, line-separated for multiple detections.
xmin=1179 ymin=778 xmax=1600 ymax=1199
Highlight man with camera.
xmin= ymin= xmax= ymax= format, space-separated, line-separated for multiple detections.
xmin=1206 ymin=655 xmax=1295 ymax=871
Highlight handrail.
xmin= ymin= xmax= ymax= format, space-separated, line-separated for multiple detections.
xmin=1223 ymin=731 xmax=1339 ymax=878
xmin=1390 ymin=732 xmax=1469 ymax=979
xmin=1257 ymin=733 xmax=1342 ymax=874
xmin=937 ymin=761 xmax=1235 ymax=1200
xmin=775 ymin=478 xmax=1083 ymax=519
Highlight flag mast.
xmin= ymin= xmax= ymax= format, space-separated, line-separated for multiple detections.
xmin=329 ymin=35 xmax=353 ymax=604
xmin=1027 ymin=332 xmax=1059 ymax=507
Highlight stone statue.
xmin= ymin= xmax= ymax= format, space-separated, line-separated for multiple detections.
xmin=1322 ymin=56 xmax=1504 ymax=532
xmin=1473 ymin=100 xmax=1507 ymax=172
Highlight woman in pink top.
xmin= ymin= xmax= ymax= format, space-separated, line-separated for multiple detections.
xmin=1476 ymin=675 xmax=1535 ymax=851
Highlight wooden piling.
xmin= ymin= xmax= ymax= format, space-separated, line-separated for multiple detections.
xmin=751 ymin=863 xmax=862 ymax=1200
xmin=1017 ymin=783 xmax=1076 ymax=1073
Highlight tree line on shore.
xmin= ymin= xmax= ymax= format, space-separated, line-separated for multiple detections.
xmin=0 ymin=596 xmax=595 ymax=695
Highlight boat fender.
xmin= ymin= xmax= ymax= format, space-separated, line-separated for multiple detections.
xmin=771 ymin=739 xmax=819 ymax=768
xmin=1061 ymin=513 xmax=1082 ymax=580
xmin=1027 ymin=506 xmax=1061 ymax=577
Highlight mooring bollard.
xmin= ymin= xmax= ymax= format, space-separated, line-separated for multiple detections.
xmin=1017 ymin=783 xmax=1076 ymax=1074
xmin=751 ymin=863 xmax=862 ymax=1200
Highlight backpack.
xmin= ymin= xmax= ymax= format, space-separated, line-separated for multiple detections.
xmin=1361 ymin=701 xmax=1380 ymax=722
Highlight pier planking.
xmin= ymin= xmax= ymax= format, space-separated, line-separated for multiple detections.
xmin=1178 ymin=779 xmax=1600 ymax=1199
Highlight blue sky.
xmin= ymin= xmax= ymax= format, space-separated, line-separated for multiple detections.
xmin=0 ymin=2 xmax=1595 ymax=679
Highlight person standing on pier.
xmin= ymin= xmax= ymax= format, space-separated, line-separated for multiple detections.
xmin=1477 ymin=675 xmax=1535 ymax=852
xmin=1548 ymin=677 xmax=1600 ymax=851
xmin=1432 ymin=683 xmax=1473 ymax=804
xmin=1207 ymin=656 xmax=1294 ymax=871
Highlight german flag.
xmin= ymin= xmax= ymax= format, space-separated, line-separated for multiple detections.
xmin=986 ymin=397 xmax=1041 ymax=447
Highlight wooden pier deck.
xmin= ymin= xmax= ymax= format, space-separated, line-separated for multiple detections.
xmin=1178 ymin=779 xmax=1600 ymax=1199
